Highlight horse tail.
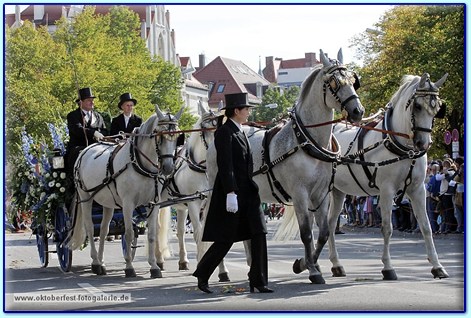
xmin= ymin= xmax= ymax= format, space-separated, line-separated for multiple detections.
xmin=67 ymin=199 xmax=87 ymax=250
xmin=157 ymin=207 xmax=172 ymax=260
xmin=273 ymin=205 xmax=300 ymax=241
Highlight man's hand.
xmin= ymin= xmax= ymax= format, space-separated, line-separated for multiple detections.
xmin=94 ymin=131 xmax=104 ymax=141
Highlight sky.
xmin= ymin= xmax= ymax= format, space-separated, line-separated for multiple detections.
xmin=165 ymin=4 xmax=393 ymax=72
xmin=5 ymin=4 xmax=392 ymax=72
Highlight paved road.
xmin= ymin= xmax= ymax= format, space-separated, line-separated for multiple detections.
xmin=4 ymin=220 xmax=465 ymax=312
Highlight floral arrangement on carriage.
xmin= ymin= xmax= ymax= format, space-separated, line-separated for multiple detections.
xmin=7 ymin=123 xmax=72 ymax=231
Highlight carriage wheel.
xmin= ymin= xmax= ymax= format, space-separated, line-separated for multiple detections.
xmin=55 ymin=205 xmax=73 ymax=272
xmin=35 ymin=224 xmax=49 ymax=268
xmin=121 ymin=229 xmax=138 ymax=261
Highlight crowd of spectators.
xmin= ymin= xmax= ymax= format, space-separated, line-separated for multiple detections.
xmin=341 ymin=156 xmax=464 ymax=235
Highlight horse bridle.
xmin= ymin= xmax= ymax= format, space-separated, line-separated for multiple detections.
xmin=322 ymin=63 xmax=361 ymax=112
xmin=131 ymin=114 xmax=179 ymax=177
xmin=407 ymin=88 xmax=445 ymax=134
xmin=198 ymin=112 xmax=218 ymax=150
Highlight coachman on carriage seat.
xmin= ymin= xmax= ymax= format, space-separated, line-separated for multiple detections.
xmin=66 ymin=87 xmax=107 ymax=175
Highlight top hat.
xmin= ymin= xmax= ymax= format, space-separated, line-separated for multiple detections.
xmin=118 ymin=93 xmax=137 ymax=109
xmin=222 ymin=92 xmax=253 ymax=110
xmin=76 ymin=87 xmax=96 ymax=103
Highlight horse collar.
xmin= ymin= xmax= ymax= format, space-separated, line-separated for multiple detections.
xmin=290 ymin=111 xmax=340 ymax=163
xmin=382 ymin=106 xmax=426 ymax=158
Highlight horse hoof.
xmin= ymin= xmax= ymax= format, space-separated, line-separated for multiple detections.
xmin=179 ymin=261 xmax=190 ymax=271
xmin=157 ymin=263 xmax=164 ymax=271
xmin=382 ymin=269 xmax=398 ymax=280
xmin=331 ymin=266 xmax=346 ymax=277
xmin=150 ymin=268 xmax=162 ymax=278
xmin=309 ymin=273 xmax=325 ymax=284
xmin=432 ymin=267 xmax=449 ymax=279
xmin=125 ymin=268 xmax=136 ymax=278
xmin=218 ymin=272 xmax=230 ymax=282
xmin=293 ymin=259 xmax=303 ymax=274
xmin=92 ymin=264 xmax=106 ymax=275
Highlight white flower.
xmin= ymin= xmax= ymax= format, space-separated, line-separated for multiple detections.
xmin=45 ymin=173 xmax=50 ymax=178
xmin=48 ymin=202 xmax=52 ymax=208
xmin=18 ymin=172 xmax=23 ymax=177
xmin=55 ymin=183 xmax=61 ymax=188
xmin=40 ymin=192 xmax=46 ymax=200
xmin=52 ymin=172 xmax=58 ymax=178
xmin=59 ymin=187 xmax=65 ymax=193
xmin=49 ymin=181 xmax=55 ymax=187
xmin=60 ymin=173 xmax=66 ymax=179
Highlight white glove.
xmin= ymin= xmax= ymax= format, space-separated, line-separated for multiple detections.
xmin=226 ymin=193 xmax=238 ymax=213
xmin=449 ymin=180 xmax=456 ymax=187
xmin=94 ymin=131 xmax=104 ymax=141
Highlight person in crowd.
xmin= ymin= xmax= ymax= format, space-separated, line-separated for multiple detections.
xmin=66 ymin=87 xmax=107 ymax=176
xmin=192 ymin=92 xmax=273 ymax=294
xmin=435 ymin=158 xmax=458 ymax=234
xmin=426 ymin=162 xmax=441 ymax=233
xmin=110 ymin=93 xmax=142 ymax=137
xmin=453 ymin=159 xmax=464 ymax=233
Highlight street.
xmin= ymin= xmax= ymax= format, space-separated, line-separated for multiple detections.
xmin=4 ymin=219 xmax=465 ymax=312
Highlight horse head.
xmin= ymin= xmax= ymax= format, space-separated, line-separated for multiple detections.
xmin=155 ymin=105 xmax=185 ymax=176
xmin=320 ymin=48 xmax=364 ymax=122
xmin=197 ymin=100 xmax=218 ymax=150
xmin=406 ymin=73 xmax=448 ymax=151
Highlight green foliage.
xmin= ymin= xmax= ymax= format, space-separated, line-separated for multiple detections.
xmin=352 ymin=5 xmax=464 ymax=157
xmin=254 ymin=86 xmax=300 ymax=123
xmin=6 ymin=5 xmax=185 ymax=160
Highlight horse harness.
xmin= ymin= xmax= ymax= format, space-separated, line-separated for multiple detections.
xmin=74 ymin=119 xmax=178 ymax=209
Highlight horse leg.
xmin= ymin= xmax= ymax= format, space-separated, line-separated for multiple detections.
xmin=147 ymin=206 xmax=162 ymax=278
xmin=95 ymin=207 xmax=114 ymax=275
xmin=81 ymin=201 xmax=103 ymax=275
xmin=122 ymin=205 xmax=137 ymax=278
xmin=328 ymin=189 xmax=347 ymax=277
xmin=176 ymin=205 xmax=190 ymax=270
xmin=310 ymin=199 xmax=331 ymax=284
xmin=378 ymin=192 xmax=397 ymax=280
xmin=293 ymin=203 xmax=325 ymax=284
xmin=407 ymin=186 xmax=449 ymax=279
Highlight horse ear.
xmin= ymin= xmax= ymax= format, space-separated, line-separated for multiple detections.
xmin=155 ymin=105 xmax=165 ymax=119
xmin=435 ymin=73 xmax=448 ymax=89
xmin=320 ymin=49 xmax=330 ymax=67
xmin=337 ymin=48 xmax=343 ymax=65
xmin=419 ymin=73 xmax=430 ymax=89
xmin=435 ymin=101 xmax=447 ymax=119
xmin=175 ymin=106 xmax=186 ymax=120
xmin=198 ymin=100 xmax=206 ymax=116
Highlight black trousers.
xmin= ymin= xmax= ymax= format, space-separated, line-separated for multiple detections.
xmin=193 ymin=233 xmax=268 ymax=287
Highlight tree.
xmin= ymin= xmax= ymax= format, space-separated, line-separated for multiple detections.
xmin=6 ymin=5 xmax=187 ymax=160
xmin=351 ymin=5 xmax=464 ymax=158
xmin=254 ymin=86 xmax=300 ymax=124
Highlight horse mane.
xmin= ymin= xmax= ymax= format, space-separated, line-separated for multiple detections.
xmin=140 ymin=113 xmax=158 ymax=134
xmin=389 ymin=75 xmax=420 ymax=110
xmin=298 ymin=65 xmax=323 ymax=105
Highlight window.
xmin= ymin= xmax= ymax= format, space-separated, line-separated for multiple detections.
xmin=217 ymin=84 xmax=225 ymax=93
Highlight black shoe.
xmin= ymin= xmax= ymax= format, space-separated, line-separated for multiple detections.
xmin=197 ymin=277 xmax=212 ymax=294
xmin=335 ymin=231 xmax=345 ymax=235
xmin=249 ymin=284 xmax=274 ymax=293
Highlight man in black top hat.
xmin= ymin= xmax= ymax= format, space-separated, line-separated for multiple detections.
xmin=66 ymin=87 xmax=107 ymax=175
xmin=193 ymin=92 xmax=273 ymax=294
xmin=110 ymin=93 xmax=142 ymax=138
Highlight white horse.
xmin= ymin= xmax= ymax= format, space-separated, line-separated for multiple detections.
xmin=325 ymin=73 xmax=449 ymax=280
xmin=68 ymin=105 xmax=184 ymax=278
xmin=156 ymin=101 xmax=218 ymax=271
xmin=203 ymin=49 xmax=365 ymax=284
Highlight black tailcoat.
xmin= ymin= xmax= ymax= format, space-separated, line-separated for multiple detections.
xmin=110 ymin=113 xmax=143 ymax=136
xmin=202 ymin=120 xmax=267 ymax=242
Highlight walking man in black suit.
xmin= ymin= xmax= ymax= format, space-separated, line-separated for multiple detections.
xmin=110 ymin=93 xmax=142 ymax=137
xmin=66 ymin=87 xmax=106 ymax=175
xmin=193 ymin=92 xmax=273 ymax=294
